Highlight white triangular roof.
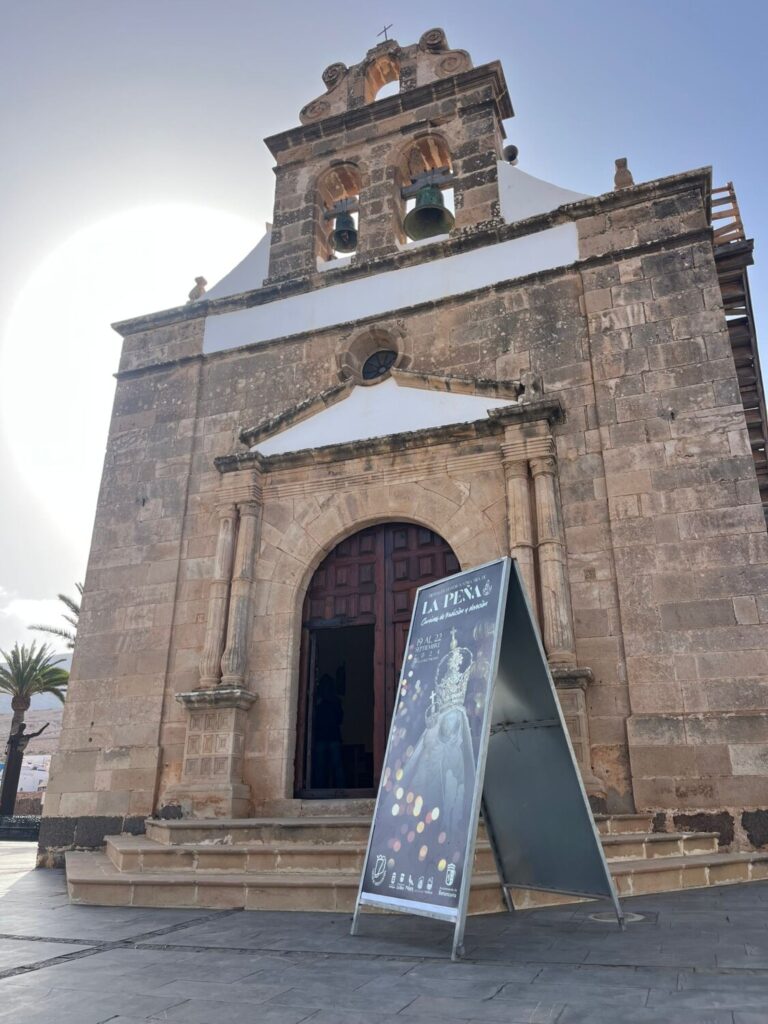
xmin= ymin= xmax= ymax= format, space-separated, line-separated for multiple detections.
xmin=252 ymin=377 xmax=517 ymax=456
xmin=206 ymin=228 xmax=272 ymax=300
xmin=498 ymin=164 xmax=590 ymax=223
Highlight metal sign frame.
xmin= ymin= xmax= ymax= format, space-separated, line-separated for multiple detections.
xmin=351 ymin=556 xmax=623 ymax=959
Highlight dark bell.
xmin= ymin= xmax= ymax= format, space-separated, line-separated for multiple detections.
xmin=403 ymin=184 xmax=455 ymax=241
xmin=331 ymin=211 xmax=357 ymax=253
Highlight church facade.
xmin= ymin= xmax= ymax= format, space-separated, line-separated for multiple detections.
xmin=41 ymin=29 xmax=768 ymax=865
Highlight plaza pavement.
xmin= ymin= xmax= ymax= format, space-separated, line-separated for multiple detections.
xmin=0 ymin=841 xmax=767 ymax=1023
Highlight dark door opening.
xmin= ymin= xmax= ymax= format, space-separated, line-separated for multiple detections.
xmin=307 ymin=624 xmax=375 ymax=793
xmin=295 ymin=522 xmax=459 ymax=798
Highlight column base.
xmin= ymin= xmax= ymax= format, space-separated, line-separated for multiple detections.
xmin=161 ymin=781 xmax=253 ymax=819
xmin=552 ymin=666 xmax=607 ymax=812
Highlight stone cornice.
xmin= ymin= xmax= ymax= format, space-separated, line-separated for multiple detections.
xmin=263 ymin=62 xmax=513 ymax=157
xmin=111 ymin=167 xmax=712 ymax=341
xmin=216 ymin=397 xmax=564 ymax=475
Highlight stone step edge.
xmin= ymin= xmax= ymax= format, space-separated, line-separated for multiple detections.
xmin=66 ymin=852 xmax=505 ymax=890
xmin=108 ymin=831 xmax=719 ymax=856
xmin=73 ymin=848 xmax=768 ymax=890
xmin=148 ymin=812 xmax=654 ymax=830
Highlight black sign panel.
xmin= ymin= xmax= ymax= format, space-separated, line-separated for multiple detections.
xmin=356 ymin=559 xmax=508 ymax=920
xmin=484 ymin=560 xmax=620 ymax=905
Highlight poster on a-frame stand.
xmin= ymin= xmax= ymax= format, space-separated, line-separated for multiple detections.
xmin=350 ymin=556 xmax=623 ymax=960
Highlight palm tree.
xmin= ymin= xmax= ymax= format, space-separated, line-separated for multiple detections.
xmin=0 ymin=641 xmax=69 ymax=733
xmin=29 ymin=583 xmax=83 ymax=650
xmin=0 ymin=642 xmax=68 ymax=815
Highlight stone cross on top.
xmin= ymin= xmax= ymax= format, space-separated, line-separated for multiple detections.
xmin=377 ymin=24 xmax=393 ymax=42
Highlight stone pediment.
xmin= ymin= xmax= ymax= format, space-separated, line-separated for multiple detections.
xmin=239 ymin=370 xmax=524 ymax=459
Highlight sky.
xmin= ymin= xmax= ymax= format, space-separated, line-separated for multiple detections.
xmin=0 ymin=0 xmax=766 ymax=652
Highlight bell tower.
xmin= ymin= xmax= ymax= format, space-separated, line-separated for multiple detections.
xmin=263 ymin=27 xmax=513 ymax=283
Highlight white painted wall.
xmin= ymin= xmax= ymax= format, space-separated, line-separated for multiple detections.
xmin=203 ymin=222 xmax=578 ymax=355
xmin=254 ymin=377 xmax=515 ymax=455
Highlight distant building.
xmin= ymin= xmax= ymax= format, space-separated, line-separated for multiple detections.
xmin=43 ymin=30 xmax=768 ymax=900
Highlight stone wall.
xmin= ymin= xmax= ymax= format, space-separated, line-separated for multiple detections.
xmin=40 ymin=167 xmax=768 ymax=859
xmin=577 ymin=194 xmax=768 ymax=843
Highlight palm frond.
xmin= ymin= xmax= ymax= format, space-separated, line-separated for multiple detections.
xmin=29 ymin=624 xmax=76 ymax=641
xmin=0 ymin=641 xmax=69 ymax=702
xmin=35 ymin=682 xmax=68 ymax=703
xmin=27 ymin=583 xmax=83 ymax=650
xmin=57 ymin=593 xmax=81 ymax=617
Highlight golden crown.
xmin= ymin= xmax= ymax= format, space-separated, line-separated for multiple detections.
xmin=426 ymin=628 xmax=473 ymax=723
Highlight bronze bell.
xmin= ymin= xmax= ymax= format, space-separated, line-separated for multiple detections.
xmin=403 ymin=184 xmax=455 ymax=241
xmin=331 ymin=211 xmax=358 ymax=253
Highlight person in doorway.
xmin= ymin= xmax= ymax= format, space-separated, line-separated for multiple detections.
xmin=312 ymin=674 xmax=345 ymax=789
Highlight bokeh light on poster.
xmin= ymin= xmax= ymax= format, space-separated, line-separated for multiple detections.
xmin=357 ymin=559 xmax=506 ymax=919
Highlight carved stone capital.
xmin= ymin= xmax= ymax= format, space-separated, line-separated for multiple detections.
xmin=501 ymin=435 xmax=555 ymax=467
xmin=237 ymin=499 xmax=261 ymax=518
xmin=216 ymin=474 xmax=263 ymax=509
xmin=529 ymin=454 xmax=557 ymax=478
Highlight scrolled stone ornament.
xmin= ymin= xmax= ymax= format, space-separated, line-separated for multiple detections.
xmin=419 ymin=27 xmax=448 ymax=52
xmin=322 ymin=62 xmax=348 ymax=90
xmin=299 ymin=98 xmax=331 ymax=124
xmin=436 ymin=51 xmax=471 ymax=78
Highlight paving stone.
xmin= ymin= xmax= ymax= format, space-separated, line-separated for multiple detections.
xmin=267 ymin=980 xmax=419 ymax=1013
xmin=497 ymin=979 xmax=649 ymax=1005
xmin=146 ymin=999 xmax=311 ymax=1023
xmin=3 ymin=855 xmax=768 ymax=1023
xmin=558 ymin=1010 xmax=733 ymax=1024
xmin=0 ymin=939 xmax=92 ymax=971
xmin=400 ymin=995 xmax=565 ymax=1021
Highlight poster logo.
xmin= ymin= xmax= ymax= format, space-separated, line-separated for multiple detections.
xmin=445 ymin=862 xmax=456 ymax=886
xmin=372 ymin=854 xmax=387 ymax=886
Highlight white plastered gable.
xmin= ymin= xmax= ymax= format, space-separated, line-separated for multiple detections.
xmin=250 ymin=375 xmax=520 ymax=457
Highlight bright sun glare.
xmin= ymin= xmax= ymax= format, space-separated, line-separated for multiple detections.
xmin=0 ymin=204 xmax=259 ymax=567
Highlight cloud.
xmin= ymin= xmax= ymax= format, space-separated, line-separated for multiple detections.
xmin=0 ymin=586 xmax=70 ymax=652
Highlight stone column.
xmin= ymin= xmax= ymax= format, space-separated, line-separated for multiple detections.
xmin=198 ymin=504 xmax=237 ymax=687
xmin=220 ymin=500 xmax=261 ymax=687
xmin=530 ymin=455 xmax=577 ymax=667
xmin=164 ymin=488 xmax=261 ymax=819
xmin=501 ymin=445 xmax=539 ymax=622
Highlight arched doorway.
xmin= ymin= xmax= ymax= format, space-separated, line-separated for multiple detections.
xmin=295 ymin=521 xmax=459 ymax=798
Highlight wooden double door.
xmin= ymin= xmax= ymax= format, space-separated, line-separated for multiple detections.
xmin=295 ymin=522 xmax=459 ymax=798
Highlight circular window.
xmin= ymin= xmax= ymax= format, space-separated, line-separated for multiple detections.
xmin=362 ymin=350 xmax=397 ymax=381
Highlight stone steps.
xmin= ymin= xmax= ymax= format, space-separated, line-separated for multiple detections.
xmin=146 ymin=816 xmax=375 ymax=846
xmin=144 ymin=812 xmax=658 ymax=847
xmin=105 ymin=830 xmax=719 ymax=875
xmin=68 ymin=845 xmax=768 ymax=913
xmin=66 ymin=851 xmax=507 ymax=913
xmin=64 ymin=811 xmax=768 ymax=913
xmin=594 ymin=813 xmax=655 ymax=834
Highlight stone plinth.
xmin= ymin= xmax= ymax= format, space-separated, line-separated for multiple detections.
xmin=165 ymin=687 xmax=257 ymax=818
xmin=552 ymin=667 xmax=607 ymax=813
